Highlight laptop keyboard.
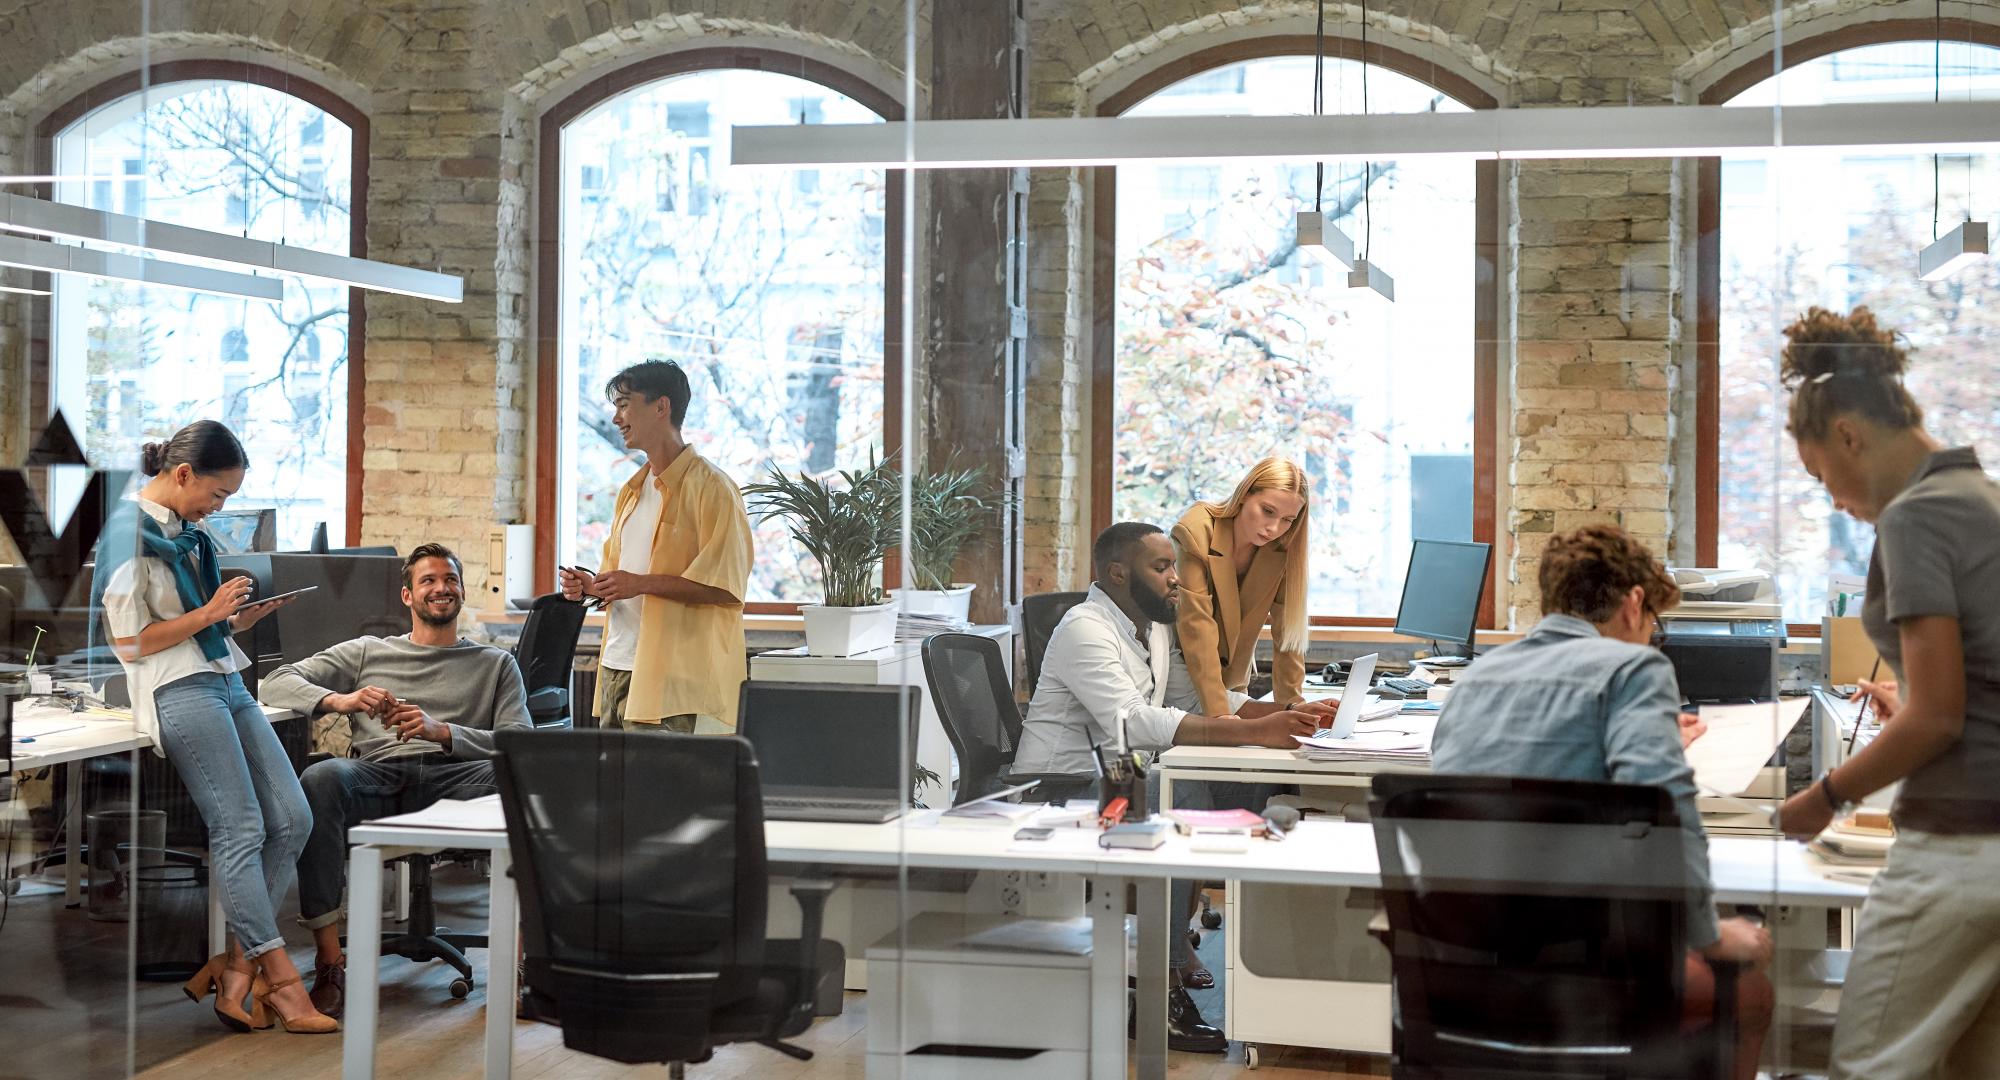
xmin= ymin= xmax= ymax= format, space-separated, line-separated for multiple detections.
xmin=766 ymin=796 xmax=891 ymax=812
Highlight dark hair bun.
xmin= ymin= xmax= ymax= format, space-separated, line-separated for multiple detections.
xmin=139 ymin=441 xmax=169 ymax=476
xmin=1780 ymin=305 xmax=1910 ymax=386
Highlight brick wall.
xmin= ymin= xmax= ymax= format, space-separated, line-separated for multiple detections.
xmin=0 ymin=0 xmax=1995 ymax=626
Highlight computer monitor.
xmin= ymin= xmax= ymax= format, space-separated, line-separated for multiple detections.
xmin=220 ymin=553 xmax=410 ymax=693
xmin=1391 ymin=539 xmax=1492 ymax=661
xmin=204 ymin=508 xmax=277 ymax=554
xmin=737 ymin=681 xmax=921 ymax=801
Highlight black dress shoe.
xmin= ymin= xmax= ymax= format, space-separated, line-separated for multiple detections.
xmin=1127 ymin=985 xmax=1228 ymax=1054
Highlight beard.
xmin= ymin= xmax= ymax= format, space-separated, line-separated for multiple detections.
xmin=415 ymin=594 xmax=463 ymax=628
xmin=1131 ymin=578 xmax=1178 ymax=624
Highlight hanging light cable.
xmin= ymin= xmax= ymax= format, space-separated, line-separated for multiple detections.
xmin=1296 ymin=0 xmax=1356 ymax=271
xmin=1919 ymin=0 xmax=1990 ymax=280
xmin=1346 ymin=0 xmax=1395 ymax=300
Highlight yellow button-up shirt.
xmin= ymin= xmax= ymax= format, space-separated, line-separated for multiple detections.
xmin=595 ymin=447 xmax=754 ymax=726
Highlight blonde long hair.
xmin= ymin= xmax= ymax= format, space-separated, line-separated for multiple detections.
xmin=1198 ymin=457 xmax=1311 ymax=653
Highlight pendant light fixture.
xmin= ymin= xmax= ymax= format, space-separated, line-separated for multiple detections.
xmin=1917 ymin=1 xmax=1991 ymax=280
xmin=1296 ymin=0 xmax=1357 ymax=271
xmin=1345 ymin=0 xmax=1395 ymax=301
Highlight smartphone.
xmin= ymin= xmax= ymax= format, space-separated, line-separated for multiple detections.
xmin=1012 ymin=826 xmax=1054 ymax=841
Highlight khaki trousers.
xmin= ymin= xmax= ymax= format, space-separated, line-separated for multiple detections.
xmin=596 ymin=667 xmax=730 ymax=734
xmin=1831 ymin=828 xmax=2000 ymax=1080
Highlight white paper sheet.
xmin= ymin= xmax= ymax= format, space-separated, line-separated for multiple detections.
xmin=1683 ymin=700 xmax=1806 ymax=797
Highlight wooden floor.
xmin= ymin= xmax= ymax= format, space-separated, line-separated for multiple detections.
xmin=132 ymin=990 xmax=1393 ymax=1080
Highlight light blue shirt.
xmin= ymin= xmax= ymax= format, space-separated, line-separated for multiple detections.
xmin=1430 ymin=613 xmax=1718 ymax=947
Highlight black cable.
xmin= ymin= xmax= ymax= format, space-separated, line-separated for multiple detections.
xmin=1314 ymin=0 xmax=1325 ymax=214
xmin=1934 ymin=0 xmax=1942 ymax=241
xmin=1361 ymin=0 xmax=1373 ymax=258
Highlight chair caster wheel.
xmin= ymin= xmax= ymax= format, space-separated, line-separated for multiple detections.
xmin=450 ymin=977 xmax=473 ymax=999
xmin=1200 ymin=910 xmax=1222 ymax=930
xmin=1245 ymin=1043 xmax=1261 ymax=1069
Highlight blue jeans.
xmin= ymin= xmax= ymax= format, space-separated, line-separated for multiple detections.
xmin=153 ymin=671 xmax=311 ymax=960
xmin=295 ymin=754 xmax=496 ymax=929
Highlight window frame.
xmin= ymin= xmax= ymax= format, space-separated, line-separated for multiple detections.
xmin=1694 ymin=18 xmax=2000 ymax=635
xmin=532 ymin=47 xmax=905 ymax=607
xmin=31 ymin=61 xmax=370 ymax=545
xmin=1089 ymin=37 xmax=1501 ymax=628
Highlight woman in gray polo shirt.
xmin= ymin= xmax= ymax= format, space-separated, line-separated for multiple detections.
xmin=1774 ymin=307 xmax=2000 ymax=1080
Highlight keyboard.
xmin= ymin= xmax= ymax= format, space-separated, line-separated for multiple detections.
xmin=763 ymin=795 xmax=905 ymax=824
xmin=1379 ymin=676 xmax=1433 ymax=696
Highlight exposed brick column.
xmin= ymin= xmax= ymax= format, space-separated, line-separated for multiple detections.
xmin=359 ymin=1 xmax=531 ymax=591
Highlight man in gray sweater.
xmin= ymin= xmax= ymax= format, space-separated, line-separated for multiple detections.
xmin=258 ymin=542 xmax=531 ymax=1018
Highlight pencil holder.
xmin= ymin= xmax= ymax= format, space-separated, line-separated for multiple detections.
xmin=1096 ymin=760 xmax=1148 ymax=823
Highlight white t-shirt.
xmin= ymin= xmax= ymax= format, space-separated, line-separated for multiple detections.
xmin=100 ymin=497 xmax=249 ymax=753
xmin=599 ymin=473 xmax=663 ymax=671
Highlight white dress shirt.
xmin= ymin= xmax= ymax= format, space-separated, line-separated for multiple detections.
xmin=99 ymin=497 xmax=250 ymax=754
xmin=1012 ymin=584 xmax=1249 ymax=776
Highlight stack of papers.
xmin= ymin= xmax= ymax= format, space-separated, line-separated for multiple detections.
xmin=895 ymin=611 xmax=969 ymax=641
xmin=1292 ymin=727 xmax=1430 ymax=762
xmin=939 ymin=798 xmax=1041 ymax=826
xmin=1810 ymin=815 xmax=1893 ymax=866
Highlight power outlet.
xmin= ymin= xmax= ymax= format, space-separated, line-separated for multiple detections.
xmin=1028 ymin=871 xmax=1053 ymax=892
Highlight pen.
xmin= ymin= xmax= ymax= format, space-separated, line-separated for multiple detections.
xmin=1846 ymin=657 xmax=1883 ymax=754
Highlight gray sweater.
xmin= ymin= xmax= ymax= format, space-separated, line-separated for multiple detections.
xmin=259 ymin=635 xmax=531 ymax=762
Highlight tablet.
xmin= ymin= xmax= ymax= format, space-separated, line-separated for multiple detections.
xmin=239 ymin=585 xmax=318 ymax=609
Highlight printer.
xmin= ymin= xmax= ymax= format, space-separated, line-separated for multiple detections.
xmin=1658 ymin=568 xmax=1786 ymax=703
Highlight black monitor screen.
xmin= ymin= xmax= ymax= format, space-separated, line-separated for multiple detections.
xmin=738 ymin=682 xmax=919 ymax=800
xmin=1392 ymin=539 xmax=1492 ymax=647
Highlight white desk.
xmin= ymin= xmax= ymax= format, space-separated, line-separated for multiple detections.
xmin=339 ymin=805 xmax=1865 ymax=1080
xmin=8 ymin=700 xmax=293 ymax=918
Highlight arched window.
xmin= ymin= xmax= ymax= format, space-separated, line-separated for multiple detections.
xmin=536 ymin=51 xmax=899 ymax=603
xmin=1095 ymin=45 xmax=1497 ymax=620
xmin=39 ymin=68 xmax=363 ymax=549
xmin=1699 ymin=32 xmax=2000 ymax=622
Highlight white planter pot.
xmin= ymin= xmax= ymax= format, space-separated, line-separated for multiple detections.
xmin=892 ymin=583 xmax=975 ymax=623
xmin=800 ymin=602 xmax=898 ymax=657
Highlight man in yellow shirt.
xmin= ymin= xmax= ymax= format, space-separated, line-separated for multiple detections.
xmin=559 ymin=361 xmax=753 ymax=731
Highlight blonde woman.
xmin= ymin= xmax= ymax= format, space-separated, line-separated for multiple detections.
xmin=1171 ymin=457 xmax=1312 ymax=718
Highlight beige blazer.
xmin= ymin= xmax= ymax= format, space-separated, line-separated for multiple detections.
xmin=1169 ymin=504 xmax=1307 ymax=718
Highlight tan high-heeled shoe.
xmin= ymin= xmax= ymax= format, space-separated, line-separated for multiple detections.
xmin=256 ymin=975 xmax=340 ymax=1034
xmin=182 ymin=953 xmax=271 ymax=1032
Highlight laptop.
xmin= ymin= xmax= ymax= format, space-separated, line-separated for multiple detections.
xmin=738 ymin=681 xmax=921 ymax=823
xmin=1325 ymin=653 xmax=1381 ymax=740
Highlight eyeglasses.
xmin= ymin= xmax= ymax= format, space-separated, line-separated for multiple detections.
xmin=1647 ymin=612 xmax=1666 ymax=649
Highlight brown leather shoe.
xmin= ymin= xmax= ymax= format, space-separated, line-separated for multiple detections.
xmin=308 ymin=957 xmax=346 ymax=1020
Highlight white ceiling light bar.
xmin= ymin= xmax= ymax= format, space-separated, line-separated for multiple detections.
xmin=733 ymin=99 xmax=2000 ymax=170
xmin=1296 ymin=210 xmax=1355 ymax=271
xmin=1347 ymin=258 xmax=1395 ymax=301
xmin=0 ymin=193 xmax=462 ymax=303
xmin=1919 ymin=220 xmax=1990 ymax=280
xmin=0 ymin=284 xmax=51 ymax=296
xmin=0 ymin=233 xmax=283 ymax=301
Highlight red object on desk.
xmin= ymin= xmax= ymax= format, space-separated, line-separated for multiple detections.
xmin=1098 ymin=797 xmax=1129 ymax=829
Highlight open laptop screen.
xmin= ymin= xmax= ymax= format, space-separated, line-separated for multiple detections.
xmin=737 ymin=681 xmax=920 ymax=801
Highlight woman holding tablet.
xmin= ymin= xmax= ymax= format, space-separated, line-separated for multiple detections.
xmin=1772 ymin=308 xmax=2000 ymax=1078
xmin=1171 ymin=457 xmax=1313 ymax=717
xmin=91 ymin=420 xmax=335 ymax=1034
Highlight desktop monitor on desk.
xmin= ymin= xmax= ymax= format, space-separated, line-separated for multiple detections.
xmin=1392 ymin=539 xmax=1492 ymax=664
xmin=219 ymin=552 xmax=408 ymax=694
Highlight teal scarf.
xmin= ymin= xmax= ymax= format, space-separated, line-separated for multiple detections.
xmin=92 ymin=504 xmax=231 ymax=663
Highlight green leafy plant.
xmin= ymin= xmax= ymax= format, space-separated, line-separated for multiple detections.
xmin=743 ymin=460 xmax=899 ymax=608
xmin=906 ymin=465 xmax=1007 ymax=592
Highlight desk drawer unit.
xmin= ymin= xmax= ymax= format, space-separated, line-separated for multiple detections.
xmin=864 ymin=1049 xmax=1088 ymax=1080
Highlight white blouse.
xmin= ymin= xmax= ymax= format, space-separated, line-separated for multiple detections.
xmin=99 ymin=497 xmax=248 ymax=754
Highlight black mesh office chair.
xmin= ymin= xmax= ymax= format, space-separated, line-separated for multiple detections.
xmin=1368 ymin=774 xmax=1741 ymax=1080
xmin=922 ymin=631 xmax=1095 ymax=805
xmin=494 ymin=729 xmax=833 ymax=1075
xmin=1020 ymin=590 xmax=1086 ymax=693
xmin=511 ymin=593 xmax=588 ymax=728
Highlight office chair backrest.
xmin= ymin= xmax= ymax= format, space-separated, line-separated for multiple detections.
xmin=513 ymin=593 xmax=587 ymax=695
xmin=495 ymin=729 xmax=769 ymax=1063
xmin=1368 ymin=774 xmax=1689 ymax=1073
xmin=921 ymin=633 xmax=1022 ymax=805
xmin=1021 ymin=590 xmax=1086 ymax=696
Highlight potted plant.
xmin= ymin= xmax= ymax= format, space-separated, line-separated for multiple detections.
xmin=744 ymin=460 xmax=900 ymax=657
xmin=895 ymin=464 xmax=1005 ymax=625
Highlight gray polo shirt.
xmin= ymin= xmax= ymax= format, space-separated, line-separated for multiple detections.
xmin=1862 ymin=446 xmax=2000 ymax=834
